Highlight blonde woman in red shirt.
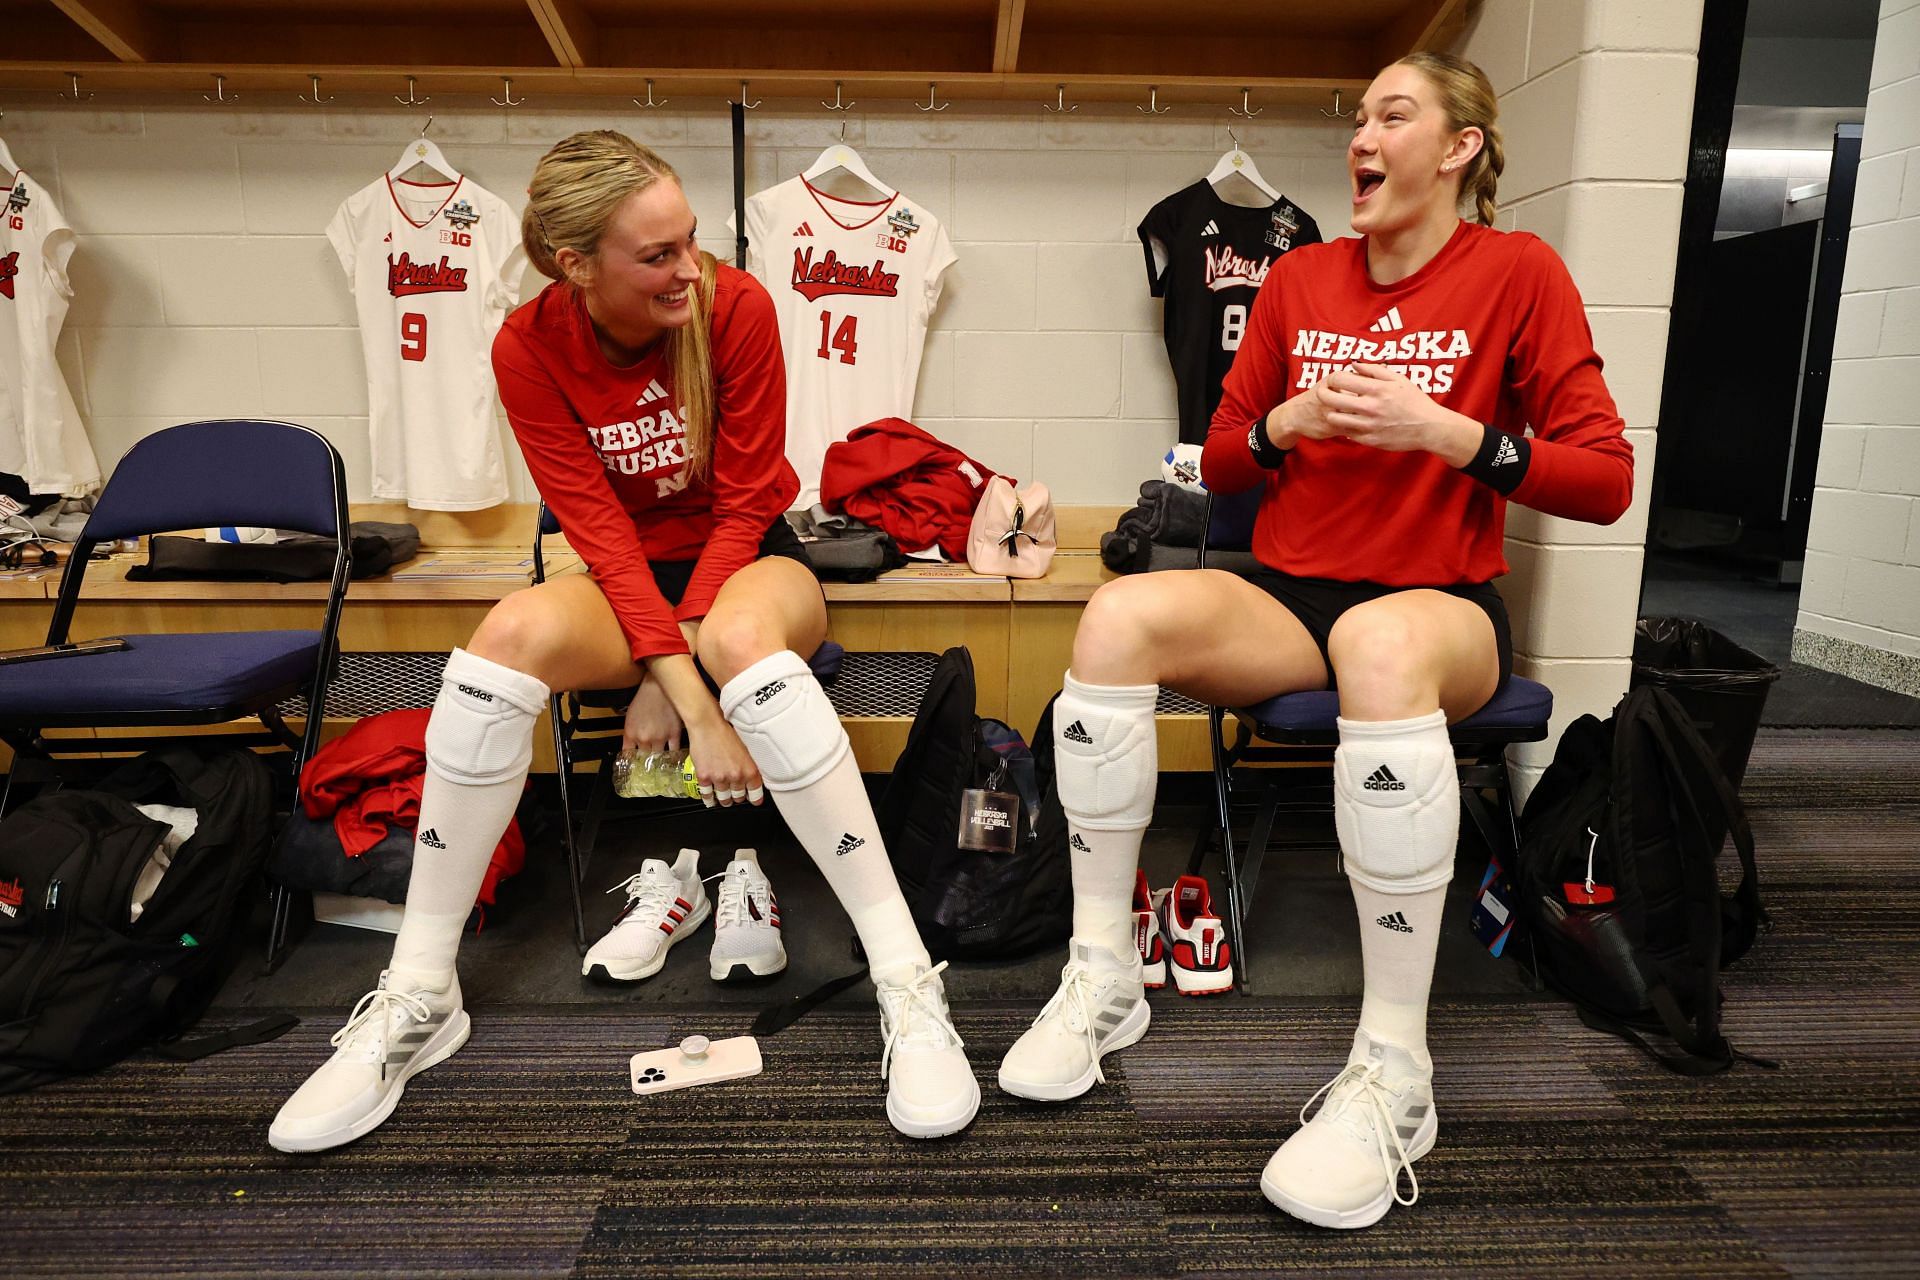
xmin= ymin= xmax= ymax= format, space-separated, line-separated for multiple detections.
xmin=997 ymin=53 xmax=1633 ymax=1228
xmin=271 ymin=132 xmax=977 ymax=1152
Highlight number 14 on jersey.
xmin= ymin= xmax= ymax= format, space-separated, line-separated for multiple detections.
xmin=817 ymin=311 xmax=859 ymax=365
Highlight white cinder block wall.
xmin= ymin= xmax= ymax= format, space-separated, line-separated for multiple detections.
xmin=1795 ymin=0 xmax=1920 ymax=697
xmin=1454 ymin=0 xmax=1703 ymax=791
xmin=6 ymin=96 xmax=1367 ymax=507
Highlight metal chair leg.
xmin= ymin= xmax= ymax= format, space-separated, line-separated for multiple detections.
xmin=550 ymin=695 xmax=589 ymax=952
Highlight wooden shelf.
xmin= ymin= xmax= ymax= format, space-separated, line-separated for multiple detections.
xmin=0 ymin=0 xmax=1464 ymax=104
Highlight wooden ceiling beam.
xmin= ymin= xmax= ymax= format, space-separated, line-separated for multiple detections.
xmin=526 ymin=0 xmax=599 ymax=68
xmin=993 ymin=0 xmax=1025 ymax=73
xmin=48 ymin=0 xmax=170 ymax=63
xmin=1374 ymin=0 xmax=1467 ymax=66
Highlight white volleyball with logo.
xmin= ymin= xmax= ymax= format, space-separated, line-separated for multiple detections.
xmin=1160 ymin=442 xmax=1208 ymax=493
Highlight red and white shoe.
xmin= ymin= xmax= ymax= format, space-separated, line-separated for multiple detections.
xmin=583 ymin=849 xmax=709 ymax=983
xmin=1154 ymin=874 xmax=1234 ymax=995
xmin=1133 ymin=869 xmax=1167 ymax=989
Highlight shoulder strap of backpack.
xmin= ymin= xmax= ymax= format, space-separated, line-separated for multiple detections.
xmin=876 ymin=646 xmax=976 ymax=835
xmin=153 ymin=1013 xmax=299 ymax=1061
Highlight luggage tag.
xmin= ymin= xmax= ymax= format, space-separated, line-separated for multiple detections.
xmin=1469 ymin=853 xmax=1517 ymax=956
xmin=957 ymin=760 xmax=1020 ymax=854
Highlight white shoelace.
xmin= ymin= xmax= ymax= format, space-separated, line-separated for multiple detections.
xmin=607 ymin=870 xmax=680 ymax=925
xmin=1300 ymin=1061 xmax=1422 ymax=1208
xmin=703 ymin=868 xmax=769 ymax=929
xmin=877 ymin=961 xmax=964 ymax=1079
xmin=332 ymin=984 xmax=433 ymax=1061
xmin=1032 ymin=960 xmax=1109 ymax=1085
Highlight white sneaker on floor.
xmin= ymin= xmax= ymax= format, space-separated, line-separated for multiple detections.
xmin=1260 ymin=1029 xmax=1438 ymax=1229
xmin=874 ymin=960 xmax=980 ymax=1139
xmin=997 ymin=938 xmax=1149 ymax=1101
xmin=1154 ymin=874 xmax=1235 ymax=996
xmin=583 ymin=849 xmax=709 ymax=983
xmin=268 ymin=970 xmax=469 ymax=1153
xmin=708 ymin=849 xmax=787 ymax=982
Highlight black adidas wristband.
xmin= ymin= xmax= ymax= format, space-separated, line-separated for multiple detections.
xmin=1247 ymin=417 xmax=1290 ymax=469
xmin=1459 ymin=423 xmax=1530 ymax=495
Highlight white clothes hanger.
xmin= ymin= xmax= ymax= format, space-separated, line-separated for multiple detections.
xmin=388 ymin=117 xmax=459 ymax=185
xmin=801 ymin=125 xmax=890 ymax=199
xmin=1206 ymin=134 xmax=1280 ymax=205
xmin=0 ymin=107 xmax=18 ymax=177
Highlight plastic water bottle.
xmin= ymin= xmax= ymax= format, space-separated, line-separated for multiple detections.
xmin=612 ymin=748 xmax=702 ymax=800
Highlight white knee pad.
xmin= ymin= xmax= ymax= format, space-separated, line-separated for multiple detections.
xmin=1054 ymin=672 xmax=1159 ymax=832
xmin=718 ymin=650 xmax=849 ymax=792
xmin=423 ymin=648 xmax=550 ymax=785
xmin=1333 ymin=710 xmax=1459 ymax=894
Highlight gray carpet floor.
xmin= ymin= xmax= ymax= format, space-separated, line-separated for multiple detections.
xmin=2 ymin=726 xmax=1915 ymax=1276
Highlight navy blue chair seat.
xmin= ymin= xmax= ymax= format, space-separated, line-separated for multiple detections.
xmin=1236 ymin=676 xmax=1554 ymax=742
xmin=0 ymin=631 xmax=323 ymax=720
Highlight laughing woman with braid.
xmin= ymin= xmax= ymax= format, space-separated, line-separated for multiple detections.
xmin=998 ymin=54 xmax=1632 ymax=1227
xmin=271 ymin=132 xmax=977 ymax=1151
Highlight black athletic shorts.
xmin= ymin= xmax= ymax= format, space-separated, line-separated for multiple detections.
xmin=1240 ymin=566 xmax=1513 ymax=693
xmin=652 ymin=517 xmax=813 ymax=610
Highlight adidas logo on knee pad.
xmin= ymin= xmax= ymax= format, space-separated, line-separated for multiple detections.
xmin=1070 ymin=833 xmax=1091 ymax=852
xmin=456 ymin=684 xmax=493 ymax=702
xmin=1063 ymin=720 xmax=1093 ymax=745
xmin=1363 ymin=766 xmax=1407 ymax=792
xmin=754 ymin=680 xmax=787 ymax=705
xmin=834 ymin=833 xmax=865 ymax=857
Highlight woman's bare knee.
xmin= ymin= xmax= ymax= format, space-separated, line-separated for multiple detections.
xmin=1071 ymin=577 xmax=1173 ymax=684
xmin=1327 ymin=610 xmax=1438 ymax=718
xmin=466 ymin=591 xmax=567 ymax=684
xmin=696 ymin=609 xmax=781 ymax=686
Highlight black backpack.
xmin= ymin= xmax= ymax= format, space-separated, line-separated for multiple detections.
xmin=0 ymin=747 xmax=293 ymax=1093
xmin=875 ymin=646 xmax=1072 ymax=960
xmin=1515 ymin=685 xmax=1772 ymax=1074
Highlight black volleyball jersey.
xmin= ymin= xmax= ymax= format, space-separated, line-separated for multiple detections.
xmin=1139 ymin=181 xmax=1321 ymax=444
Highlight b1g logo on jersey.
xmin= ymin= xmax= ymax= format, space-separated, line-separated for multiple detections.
xmin=0 ymin=252 xmax=17 ymax=301
xmin=6 ymin=182 xmax=27 ymax=231
xmin=791 ymin=249 xmax=900 ymax=301
xmin=387 ymin=252 xmax=469 ymax=297
xmin=441 ymin=200 xmax=478 ymax=246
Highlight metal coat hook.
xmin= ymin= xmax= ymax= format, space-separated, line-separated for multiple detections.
xmin=822 ymin=81 xmax=855 ymax=112
xmin=203 ymin=74 xmax=239 ymax=105
xmin=57 ymin=73 xmax=93 ymax=103
xmin=917 ymin=82 xmax=949 ymax=113
xmin=1228 ymin=87 xmax=1263 ymax=119
xmin=299 ymin=74 xmax=334 ymax=105
xmin=730 ymin=80 xmax=761 ymax=109
xmin=490 ymin=77 xmax=523 ymax=107
xmin=1137 ymin=85 xmax=1170 ymax=115
xmin=1320 ymin=89 xmax=1352 ymax=118
xmin=631 ymin=79 xmax=667 ymax=109
xmin=394 ymin=76 xmax=431 ymax=107
xmin=1042 ymin=84 xmax=1077 ymax=114
xmin=1227 ymin=127 xmax=1241 ymax=150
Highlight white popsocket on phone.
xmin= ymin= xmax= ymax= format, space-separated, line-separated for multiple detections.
xmin=630 ymin=1035 xmax=763 ymax=1095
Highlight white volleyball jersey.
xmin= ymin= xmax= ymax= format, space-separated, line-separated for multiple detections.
xmin=0 ymin=170 xmax=97 ymax=496
xmin=327 ymin=174 xmax=524 ymax=510
xmin=744 ymin=177 xmax=955 ymax=508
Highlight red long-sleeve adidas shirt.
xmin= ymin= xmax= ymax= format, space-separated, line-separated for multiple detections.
xmin=1202 ymin=221 xmax=1633 ymax=585
xmin=492 ymin=266 xmax=798 ymax=661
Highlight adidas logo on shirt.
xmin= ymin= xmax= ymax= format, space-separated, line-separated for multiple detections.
xmin=1368 ymin=306 xmax=1404 ymax=333
xmin=1070 ymin=833 xmax=1091 ymax=853
xmin=793 ymin=222 xmax=814 ymax=237
xmin=1200 ymin=219 xmax=1221 ymax=236
xmin=1492 ymin=436 xmax=1520 ymax=466
xmin=419 ymin=828 xmax=447 ymax=850
xmin=1363 ymin=765 xmax=1407 ymax=792
xmin=1376 ymin=911 xmax=1414 ymax=933
xmin=1063 ymin=720 xmax=1094 ymax=745
xmin=834 ymin=833 xmax=865 ymax=858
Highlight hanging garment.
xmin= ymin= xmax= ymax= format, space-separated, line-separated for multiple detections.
xmin=0 ymin=168 xmax=98 ymax=496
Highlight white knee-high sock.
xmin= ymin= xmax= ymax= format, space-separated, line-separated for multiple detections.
xmin=1055 ymin=672 xmax=1159 ymax=959
xmin=1333 ymin=710 xmax=1458 ymax=1060
xmin=387 ymin=648 xmax=549 ymax=993
xmin=719 ymin=651 xmax=930 ymax=977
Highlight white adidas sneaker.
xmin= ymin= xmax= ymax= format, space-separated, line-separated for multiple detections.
xmin=708 ymin=849 xmax=787 ymax=982
xmin=582 ymin=849 xmax=709 ymax=983
xmin=268 ymin=970 xmax=470 ymax=1153
xmin=1259 ymin=1029 xmax=1439 ymax=1229
xmin=874 ymin=961 xmax=980 ymax=1139
xmin=997 ymin=938 xmax=1150 ymax=1101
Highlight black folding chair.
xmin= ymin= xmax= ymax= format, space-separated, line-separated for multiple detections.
xmin=0 ymin=419 xmax=351 ymax=967
xmin=1187 ymin=488 xmax=1552 ymax=993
